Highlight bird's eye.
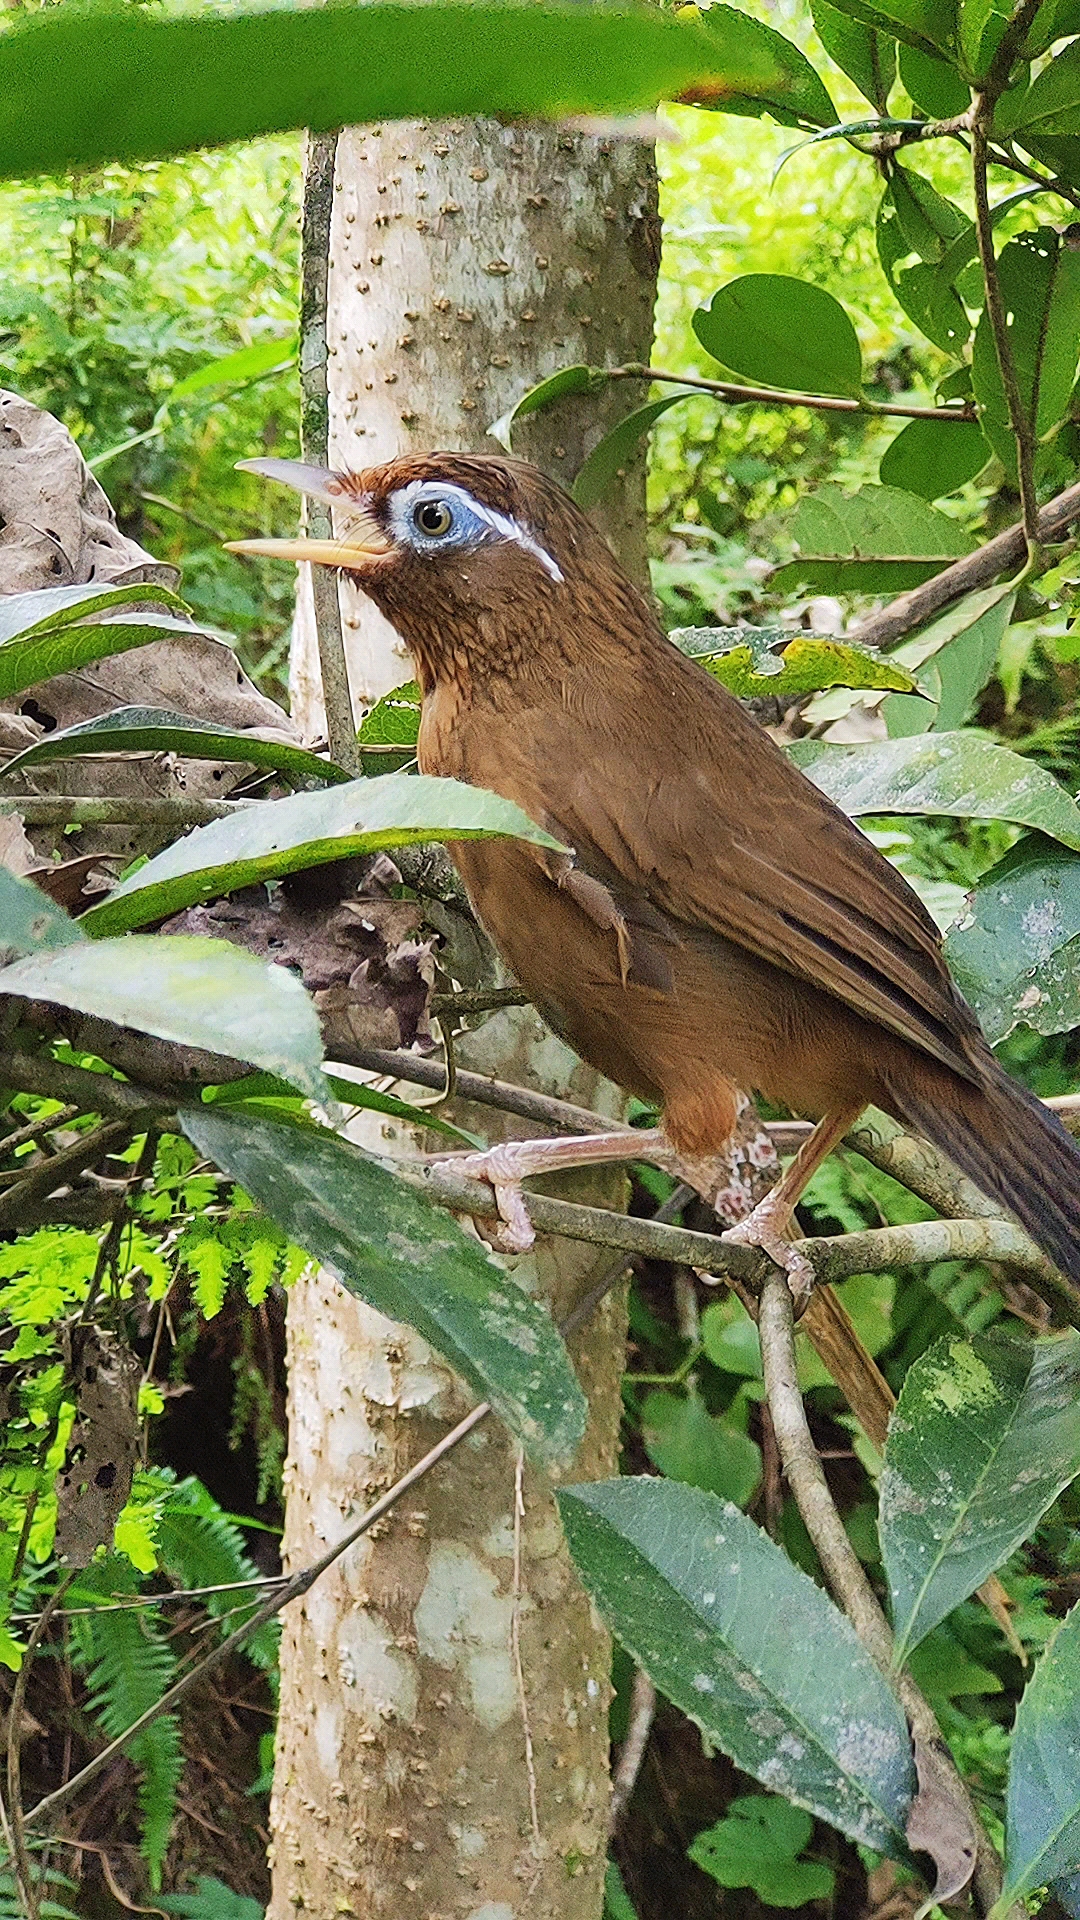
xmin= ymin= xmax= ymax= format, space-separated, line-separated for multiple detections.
xmin=414 ymin=498 xmax=454 ymax=538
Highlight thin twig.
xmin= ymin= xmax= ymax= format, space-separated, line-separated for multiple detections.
xmin=0 ymin=797 xmax=251 ymax=828
xmin=0 ymin=1106 xmax=79 ymax=1159
xmin=971 ymin=115 xmax=1039 ymax=545
xmin=333 ymin=1044 xmax=635 ymax=1136
xmin=0 ymin=1119 xmax=138 ymax=1231
xmin=430 ymin=986 xmax=531 ymax=1018
xmin=0 ymin=1055 xmax=172 ymax=1124
xmin=511 ymin=1449 xmax=541 ymax=1857
xmin=608 ymin=364 xmax=977 ymax=423
xmin=6 ymin=1571 xmax=75 ymax=1920
xmin=610 ymin=1666 xmax=657 ymax=1827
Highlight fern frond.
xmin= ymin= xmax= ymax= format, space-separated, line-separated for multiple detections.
xmin=158 ymin=1478 xmax=279 ymax=1674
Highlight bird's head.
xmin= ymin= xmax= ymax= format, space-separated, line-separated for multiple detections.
xmin=227 ymin=450 xmax=647 ymax=689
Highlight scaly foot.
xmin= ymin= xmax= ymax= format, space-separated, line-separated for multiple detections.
xmin=428 ymin=1129 xmax=670 ymax=1256
xmin=720 ymin=1190 xmax=815 ymax=1301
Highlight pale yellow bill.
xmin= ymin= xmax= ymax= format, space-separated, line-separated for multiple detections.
xmin=225 ymin=532 xmax=391 ymax=565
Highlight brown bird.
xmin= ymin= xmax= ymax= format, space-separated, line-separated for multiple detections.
xmin=230 ymin=451 xmax=1080 ymax=1301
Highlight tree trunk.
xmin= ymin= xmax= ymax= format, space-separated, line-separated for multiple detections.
xmin=270 ymin=119 xmax=659 ymax=1920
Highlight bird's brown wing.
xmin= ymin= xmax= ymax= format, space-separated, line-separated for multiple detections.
xmin=525 ymin=669 xmax=990 ymax=1091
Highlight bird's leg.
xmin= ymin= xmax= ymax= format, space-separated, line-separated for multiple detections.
xmin=428 ymin=1129 xmax=673 ymax=1254
xmin=719 ymin=1103 xmax=864 ymax=1301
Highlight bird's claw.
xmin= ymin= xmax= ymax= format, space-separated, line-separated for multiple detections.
xmin=429 ymin=1143 xmax=538 ymax=1255
xmin=720 ymin=1204 xmax=815 ymax=1303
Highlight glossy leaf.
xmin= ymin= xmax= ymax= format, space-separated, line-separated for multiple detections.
xmin=880 ymin=1332 xmax=1080 ymax=1663
xmin=815 ymin=0 xmax=957 ymax=58
xmin=168 ymin=335 xmax=297 ymax=401
xmin=693 ymin=276 xmax=863 ymax=400
xmin=0 ymin=1 xmax=825 ymax=180
xmin=1000 ymin=33 xmax=1080 ymax=134
xmin=923 ymin=587 xmax=1013 ymax=732
xmin=558 ymin=1477 xmax=914 ymax=1854
xmin=0 ymin=581 xmax=198 ymax=700
xmin=810 ymin=0 xmax=897 ymax=108
xmin=572 ymin=394 xmax=689 ymax=509
xmin=81 ymin=774 xmax=563 ymax=935
xmin=898 ymin=43 xmax=968 ymax=113
xmin=1003 ymin=1600 xmax=1080 ymax=1903
xmin=772 ymin=482 xmax=975 ymax=593
xmin=0 ymin=937 xmax=328 ymax=1103
xmin=0 ymin=707 xmax=349 ymax=786
xmin=357 ymin=680 xmax=422 ymax=774
xmin=972 ymin=228 xmax=1080 ymax=478
xmin=944 ymin=834 xmax=1080 ymax=1041
xmin=183 ymin=1104 xmax=586 ymax=1465
xmin=878 ymin=417 xmax=988 ymax=499
xmin=673 ymin=625 xmax=919 ymax=697
xmin=0 ymin=867 xmax=85 ymax=965
xmin=876 ymin=169 xmax=972 ymax=354
xmin=678 ymin=5 xmax=837 ymax=126
xmin=488 ymin=364 xmax=597 ymax=454
xmin=789 ymin=732 xmax=1080 ymax=848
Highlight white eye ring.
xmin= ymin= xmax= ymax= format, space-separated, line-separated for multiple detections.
xmin=414 ymin=498 xmax=454 ymax=537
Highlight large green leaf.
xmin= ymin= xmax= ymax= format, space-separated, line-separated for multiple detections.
xmin=0 ymin=580 xmax=190 ymax=647
xmin=572 ymin=394 xmax=690 ymax=509
xmin=640 ymin=1389 xmax=761 ymax=1508
xmin=771 ymin=483 xmax=975 ymax=594
xmin=204 ymin=1069 xmax=481 ymax=1147
xmin=672 ymin=625 xmax=919 ymax=698
xmin=972 ymin=228 xmax=1080 ymax=478
xmin=0 ymin=707 xmax=349 ymax=787
xmin=944 ymin=834 xmax=1080 ymax=1042
xmin=183 ymin=1104 xmax=586 ymax=1465
xmin=0 ymin=0 xmax=828 ymax=180
xmin=880 ymin=1333 xmax=1080 ymax=1664
xmin=810 ymin=0 xmax=897 ymax=108
xmin=558 ymin=1478 xmax=914 ymax=1854
xmin=167 ymin=335 xmax=297 ymax=401
xmin=789 ymin=732 xmax=1080 ymax=848
xmin=0 ymin=937 xmax=328 ymax=1103
xmin=0 ymin=867 xmax=85 ymax=965
xmin=488 ymin=364 xmax=597 ymax=454
xmin=1003 ymin=1601 xmax=1080 ymax=1904
xmin=999 ymin=32 xmax=1080 ymax=135
xmin=809 ymin=0 xmax=956 ymax=57
xmin=693 ymin=276 xmax=864 ymax=399
xmin=0 ymin=581 xmax=200 ymax=701
xmin=679 ymin=5 xmax=837 ymax=126
xmin=897 ymin=43 xmax=968 ymax=113
xmin=882 ymin=585 xmax=1014 ymax=735
xmin=878 ymin=417 xmax=988 ymax=500
xmin=82 ymin=774 xmax=563 ymax=935
xmin=876 ymin=169 xmax=972 ymax=354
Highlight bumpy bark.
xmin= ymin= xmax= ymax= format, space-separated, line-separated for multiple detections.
xmin=272 ymin=118 xmax=658 ymax=1920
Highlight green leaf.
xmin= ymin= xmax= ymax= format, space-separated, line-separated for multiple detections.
xmin=1000 ymin=33 xmax=1080 ymax=133
xmin=672 ymin=625 xmax=919 ymax=698
xmin=488 ymin=364 xmax=597 ymax=453
xmin=81 ymin=773 xmax=563 ymax=936
xmin=168 ymin=334 xmax=297 ymax=401
xmin=1003 ymin=1600 xmax=1080 ymax=1903
xmin=572 ymin=394 xmax=689 ymax=509
xmin=922 ymin=588 xmax=1014 ymax=732
xmin=789 ymin=731 xmax=1080 ymax=848
xmin=203 ymin=1068 xmax=482 ymax=1146
xmin=944 ymin=833 xmax=1080 ymax=1041
xmin=689 ymin=1797 xmax=836 ymax=1906
xmin=0 ymin=1 xmax=819 ymax=179
xmin=0 ymin=580 xmax=190 ymax=648
xmin=158 ymin=1875 xmax=265 ymax=1920
xmin=876 ymin=168 xmax=972 ymax=354
xmin=1026 ymin=0 xmax=1080 ymax=56
xmin=604 ymin=1861 xmax=639 ymax=1920
xmin=0 ymin=868 xmax=85 ymax=965
xmin=0 ymin=582 xmax=199 ymax=701
xmin=878 ymin=417 xmax=988 ymax=499
xmin=641 ymin=1389 xmax=761 ymax=1507
xmin=905 ymin=1623 xmax=1003 ymax=1702
xmin=898 ymin=43 xmax=969 ymax=113
xmin=357 ymin=680 xmax=422 ymax=774
xmin=0 ymin=706 xmax=349 ymax=786
xmin=972 ymin=228 xmax=1080 ymax=478
xmin=679 ymin=5 xmax=838 ymax=126
xmin=693 ymin=276 xmax=864 ymax=400
xmin=182 ymin=1105 xmax=586 ymax=1465
xmin=881 ymin=1333 xmax=1080 ymax=1664
xmin=0 ymin=936 xmax=329 ymax=1104
xmin=772 ymin=482 xmax=975 ymax=594
xmin=814 ymin=0 xmax=957 ymax=57
xmin=810 ymin=0 xmax=897 ymax=109
xmin=558 ymin=1478 xmax=914 ymax=1854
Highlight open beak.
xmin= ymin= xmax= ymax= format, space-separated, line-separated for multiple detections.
xmin=225 ymin=456 xmax=392 ymax=567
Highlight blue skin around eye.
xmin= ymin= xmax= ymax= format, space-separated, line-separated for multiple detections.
xmin=404 ymin=493 xmax=491 ymax=553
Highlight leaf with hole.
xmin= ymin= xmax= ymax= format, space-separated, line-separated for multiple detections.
xmin=810 ymin=0 xmax=896 ymax=108
xmin=1003 ymin=1599 xmax=1080 ymax=1903
xmin=0 ymin=937 xmax=328 ymax=1103
xmin=876 ymin=169 xmax=972 ymax=354
xmin=944 ymin=833 xmax=1080 ymax=1041
xmin=881 ymin=1332 xmax=1080 ymax=1663
xmin=0 ymin=1 xmax=813 ymax=179
xmin=677 ymin=5 xmax=837 ymax=125
xmin=772 ymin=483 xmax=975 ymax=594
xmin=0 ymin=867 xmax=85 ymax=965
xmin=878 ymin=418 xmax=987 ymax=500
xmin=789 ymin=732 xmax=1080 ymax=847
xmin=488 ymin=364 xmax=597 ymax=453
xmin=672 ymin=625 xmax=919 ymax=698
xmin=572 ymin=394 xmax=690 ymax=509
xmin=81 ymin=773 xmax=564 ymax=935
xmin=558 ymin=1477 xmax=914 ymax=1854
xmin=972 ymin=228 xmax=1080 ymax=478
xmin=693 ymin=276 xmax=863 ymax=400
xmin=0 ymin=707 xmax=348 ymax=786
xmin=183 ymin=1104 xmax=585 ymax=1465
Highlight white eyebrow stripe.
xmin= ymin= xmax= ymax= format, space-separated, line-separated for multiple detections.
xmin=388 ymin=479 xmax=563 ymax=583
xmin=479 ymin=502 xmax=564 ymax=583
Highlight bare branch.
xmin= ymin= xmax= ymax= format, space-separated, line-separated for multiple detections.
xmin=0 ymin=796 xmax=250 ymax=828
xmin=609 ymin=364 xmax=977 ymax=423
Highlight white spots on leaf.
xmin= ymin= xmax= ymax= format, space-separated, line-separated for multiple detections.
xmin=693 ymin=1672 xmax=716 ymax=1695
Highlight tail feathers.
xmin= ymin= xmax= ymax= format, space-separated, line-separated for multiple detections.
xmin=881 ymin=1061 xmax=1080 ymax=1304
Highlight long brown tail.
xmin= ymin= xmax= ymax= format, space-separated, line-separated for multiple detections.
xmin=880 ymin=1057 xmax=1080 ymax=1309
